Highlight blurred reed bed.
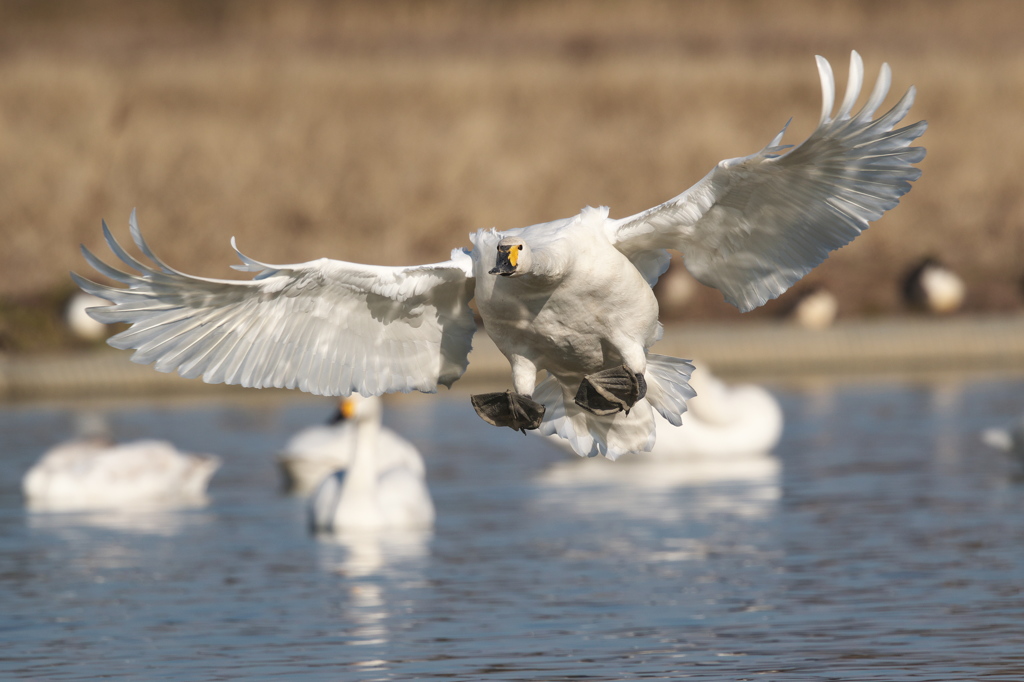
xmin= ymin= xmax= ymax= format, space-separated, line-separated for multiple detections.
xmin=0 ymin=0 xmax=1022 ymax=351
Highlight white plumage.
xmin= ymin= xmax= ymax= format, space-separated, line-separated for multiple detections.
xmin=787 ymin=285 xmax=839 ymax=330
xmin=981 ymin=418 xmax=1024 ymax=470
xmin=308 ymin=395 xmax=434 ymax=533
xmin=277 ymin=408 xmax=355 ymax=495
xmin=65 ymin=291 xmax=110 ymax=341
xmin=74 ymin=52 xmax=925 ymax=461
xmin=643 ymin=363 xmax=783 ymax=458
xmin=550 ymin=362 xmax=783 ymax=459
xmin=278 ymin=397 xmax=424 ymax=495
xmin=903 ymin=258 xmax=965 ymax=314
xmin=23 ymin=437 xmax=221 ymax=511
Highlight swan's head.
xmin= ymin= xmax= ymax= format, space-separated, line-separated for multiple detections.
xmin=335 ymin=395 xmax=383 ymax=423
xmin=489 ymin=237 xmax=531 ymax=278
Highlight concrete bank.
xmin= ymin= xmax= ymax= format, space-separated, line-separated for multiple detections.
xmin=3 ymin=314 xmax=1024 ymax=401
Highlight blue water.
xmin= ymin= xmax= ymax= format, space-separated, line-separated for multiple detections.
xmin=2 ymin=376 xmax=1024 ymax=680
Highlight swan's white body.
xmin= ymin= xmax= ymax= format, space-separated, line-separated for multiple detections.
xmin=550 ymin=363 xmax=783 ymax=459
xmin=788 ymin=286 xmax=839 ymax=330
xmin=277 ymin=420 xmax=355 ymax=494
xmin=308 ymin=396 xmax=434 ymax=533
xmin=904 ymin=259 xmax=965 ymax=314
xmin=74 ymin=52 xmax=926 ymax=461
xmin=65 ymin=291 xmax=109 ymax=341
xmin=279 ymin=399 xmax=424 ymax=495
xmin=22 ymin=438 xmax=221 ymax=511
xmin=981 ymin=419 xmax=1024 ymax=468
xmin=644 ymin=365 xmax=783 ymax=458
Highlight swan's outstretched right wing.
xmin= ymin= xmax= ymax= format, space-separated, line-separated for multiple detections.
xmin=610 ymin=51 xmax=927 ymax=312
xmin=72 ymin=211 xmax=477 ymax=396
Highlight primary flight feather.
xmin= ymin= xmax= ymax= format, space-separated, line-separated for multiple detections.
xmin=74 ymin=51 xmax=926 ymax=460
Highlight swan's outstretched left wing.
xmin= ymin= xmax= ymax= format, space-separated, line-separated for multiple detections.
xmin=609 ymin=51 xmax=927 ymax=312
xmin=72 ymin=211 xmax=477 ymax=396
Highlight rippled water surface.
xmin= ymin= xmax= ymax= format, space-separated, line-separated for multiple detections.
xmin=3 ymin=376 xmax=1024 ymax=680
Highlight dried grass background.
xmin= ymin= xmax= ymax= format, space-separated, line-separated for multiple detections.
xmin=1 ymin=0 xmax=1022 ymax=349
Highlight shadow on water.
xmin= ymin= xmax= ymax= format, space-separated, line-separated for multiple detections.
xmin=1 ymin=376 xmax=1024 ymax=679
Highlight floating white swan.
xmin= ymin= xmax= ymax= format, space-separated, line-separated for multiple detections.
xmin=278 ymin=397 xmax=421 ymax=495
xmin=277 ymin=399 xmax=356 ymax=495
xmin=644 ymin=363 xmax=783 ymax=458
xmin=902 ymin=257 xmax=965 ymax=314
xmin=74 ymin=52 xmax=925 ymax=461
xmin=308 ymin=395 xmax=434 ymax=533
xmin=548 ymin=362 xmax=782 ymax=459
xmin=65 ymin=291 xmax=110 ymax=341
xmin=22 ymin=437 xmax=221 ymax=512
xmin=786 ymin=285 xmax=839 ymax=330
xmin=981 ymin=418 xmax=1024 ymax=470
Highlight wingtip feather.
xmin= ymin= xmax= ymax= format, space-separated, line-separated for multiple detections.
xmin=837 ymin=50 xmax=864 ymax=119
xmin=815 ymin=55 xmax=836 ymax=124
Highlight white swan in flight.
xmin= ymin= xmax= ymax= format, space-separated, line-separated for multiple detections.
xmin=73 ymin=52 xmax=926 ymax=460
xmin=308 ymin=395 xmax=434 ymax=533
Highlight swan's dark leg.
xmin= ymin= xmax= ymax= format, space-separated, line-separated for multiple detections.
xmin=574 ymin=365 xmax=646 ymax=416
xmin=471 ymin=390 xmax=546 ymax=433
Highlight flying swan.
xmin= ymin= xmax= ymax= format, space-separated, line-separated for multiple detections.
xmin=74 ymin=52 xmax=926 ymax=460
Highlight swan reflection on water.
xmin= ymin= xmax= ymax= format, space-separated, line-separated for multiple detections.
xmin=537 ymin=362 xmax=782 ymax=522
xmin=24 ymin=507 xmax=215 ymax=574
xmin=315 ymin=529 xmax=432 ymax=579
xmin=534 ymin=451 xmax=781 ymax=522
xmin=25 ymin=505 xmax=213 ymax=536
xmin=314 ymin=529 xmax=432 ymax=663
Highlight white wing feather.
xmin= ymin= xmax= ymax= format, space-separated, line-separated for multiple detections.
xmin=72 ymin=211 xmax=477 ymax=396
xmin=610 ymin=51 xmax=927 ymax=312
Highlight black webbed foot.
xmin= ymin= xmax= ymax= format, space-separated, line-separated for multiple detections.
xmin=471 ymin=390 xmax=546 ymax=433
xmin=574 ymin=365 xmax=646 ymax=416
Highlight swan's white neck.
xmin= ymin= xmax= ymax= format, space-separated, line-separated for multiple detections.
xmin=334 ymin=414 xmax=381 ymax=524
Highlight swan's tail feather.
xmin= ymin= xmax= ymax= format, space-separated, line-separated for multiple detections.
xmin=644 ymin=354 xmax=697 ymax=426
xmin=535 ymin=354 xmax=695 ymax=460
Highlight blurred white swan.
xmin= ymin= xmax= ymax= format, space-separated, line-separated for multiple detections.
xmin=277 ymin=399 xmax=355 ymax=495
xmin=981 ymin=418 xmax=1024 ymax=469
xmin=23 ymin=436 xmax=221 ymax=512
xmin=647 ymin=363 xmax=784 ymax=458
xmin=75 ymin=51 xmax=925 ymax=461
xmin=902 ymin=257 xmax=965 ymax=314
xmin=550 ymin=363 xmax=782 ymax=459
xmin=65 ymin=291 xmax=110 ymax=341
xmin=309 ymin=395 xmax=434 ymax=533
xmin=786 ymin=285 xmax=839 ymax=330
xmin=279 ymin=397 xmax=421 ymax=495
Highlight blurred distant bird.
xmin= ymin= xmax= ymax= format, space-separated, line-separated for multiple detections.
xmin=551 ymin=362 xmax=782 ymax=459
xmin=308 ymin=395 xmax=434 ymax=533
xmin=73 ymin=51 xmax=926 ymax=461
xmin=902 ymin=257 xmax=965 ymax=314
xmin=648 ymin=363 xmax=784 ymax=457
xmin=64 ymin=291 xmax=110 ymax=342
xmin=279 ymin=396 xmax=420 ymax=495
xmin=981 ymin=418 xmax=1024 ymax=470
xmin=23 ymin=433 xmax=220 ymax=512
xmin=277 ymin=399 xmax=354 ymax=495
xmin=653 ymin=264 xmax=699 ymax=314
xmin=785 ymin=285 xmax=839 ymax=330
